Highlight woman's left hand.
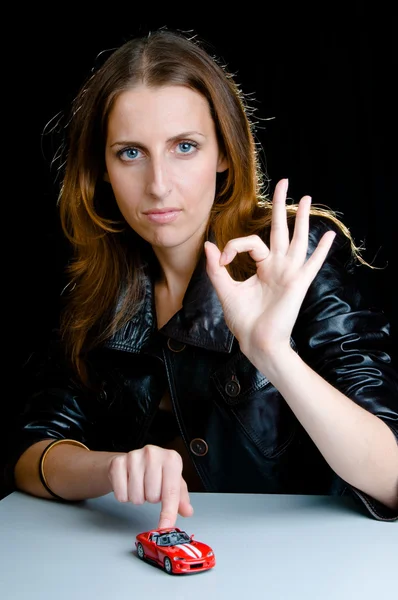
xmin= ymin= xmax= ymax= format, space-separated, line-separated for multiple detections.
xmin=204 ymin=178 xmax=336 ymax=361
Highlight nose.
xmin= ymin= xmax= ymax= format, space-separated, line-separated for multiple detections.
xmin=146 ymin=156 xmax=172 ymax=201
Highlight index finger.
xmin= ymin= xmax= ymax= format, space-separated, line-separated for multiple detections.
xmin=157 ymin=454 xmax=185 ymax=529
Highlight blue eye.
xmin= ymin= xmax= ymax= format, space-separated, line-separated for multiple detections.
xmin=118 ymin=147 xmax=141 ymax=161
xmin=177 ymin=141 xmax=197 ymax=154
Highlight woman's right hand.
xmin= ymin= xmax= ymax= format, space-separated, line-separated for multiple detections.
xmin=107 ymin=445 xmax=194 ymax=528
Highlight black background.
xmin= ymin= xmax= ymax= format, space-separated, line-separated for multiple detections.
xmin=3 ymin=2 xmax=397 ymax=495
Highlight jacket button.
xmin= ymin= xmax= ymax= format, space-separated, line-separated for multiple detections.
xmin=167 ymin=338 xmax=186 ymax=352
xmin=190 ymin=438 xmax=208 ymax=456
xmin=225 ymin=378 xmax=241 ymax=397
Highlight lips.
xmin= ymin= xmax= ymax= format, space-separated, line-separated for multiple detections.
xmin=143 ymin=208 xmax=181 ymax=224
xmin=143 ymin=208 xmax=181 ymax=215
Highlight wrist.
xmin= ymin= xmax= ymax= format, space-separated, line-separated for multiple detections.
xmin=44 ymin=443 xmax=124 ymax=501
xmin=246 ymin=344 xmax=303 ymax=389
xmin=39 ymin=439 xmax=90 ymax=501
xmin=241 ymin=341 xmax=297 ymax=374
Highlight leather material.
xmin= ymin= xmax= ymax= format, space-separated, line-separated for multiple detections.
xmin=12 ymin=216 xmax=398 ymax=520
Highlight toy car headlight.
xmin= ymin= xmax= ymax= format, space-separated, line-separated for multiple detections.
xmin=207 ymin=551 xmax=214 ymax=557
xmin=173 ymin=556 xmax=185 ymax=561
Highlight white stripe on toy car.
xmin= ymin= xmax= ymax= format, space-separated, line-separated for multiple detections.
xmin=181 ymin=543 xmax=202 ymax=558
xmin=177 ymin=545 xmax=198 ymax=558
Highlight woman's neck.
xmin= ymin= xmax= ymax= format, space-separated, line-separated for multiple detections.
xmin=152 ymin=240 xmax=202 ymax=302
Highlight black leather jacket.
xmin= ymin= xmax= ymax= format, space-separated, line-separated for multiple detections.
xmin=9 ymin=218 xmax=398 ymax=520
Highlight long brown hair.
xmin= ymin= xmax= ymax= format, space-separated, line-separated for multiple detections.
xmin=56 ymin=29 xmax=366 ymax=381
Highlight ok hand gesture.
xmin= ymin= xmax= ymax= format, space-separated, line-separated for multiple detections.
xmin=204 ymin=179 xmax=336 ymax=364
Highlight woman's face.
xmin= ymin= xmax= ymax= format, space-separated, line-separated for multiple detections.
xmin=105 ymin=84 xmax=227 ymax=254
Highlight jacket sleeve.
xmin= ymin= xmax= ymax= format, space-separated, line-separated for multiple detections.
xmin=292 ymin=216 xmax=398 ymax=521
xmin=4 ymin=334 xmax=106 ymax=492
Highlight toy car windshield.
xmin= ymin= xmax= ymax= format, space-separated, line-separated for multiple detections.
xmin=156 ymin=531 xmax=191 ymax=546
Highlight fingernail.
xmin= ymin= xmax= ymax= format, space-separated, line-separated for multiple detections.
xmin=220 ymin=251 xmax=227 ymax=265
xmin=158 ymin=518 xmax=171 ymax=529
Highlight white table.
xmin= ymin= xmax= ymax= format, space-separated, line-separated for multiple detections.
xmin=0 ymin=491 xmax=396 ymax=599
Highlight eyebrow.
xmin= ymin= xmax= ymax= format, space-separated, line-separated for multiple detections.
xmin=110 ymin=131 xmax=206 ymax=148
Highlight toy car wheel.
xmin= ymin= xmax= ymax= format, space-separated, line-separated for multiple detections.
xmin=164 ymin=557 xmax=173 ymax=574
xmin=137 ymin=543 xmax=145 ymax=560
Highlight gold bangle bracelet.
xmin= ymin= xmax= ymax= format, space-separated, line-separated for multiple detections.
xmin=39 ymin=438 xmax=90 ymax=501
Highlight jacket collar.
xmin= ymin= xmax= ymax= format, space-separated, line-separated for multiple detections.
xmin=104 ymin=247 xmax=234 ymax=354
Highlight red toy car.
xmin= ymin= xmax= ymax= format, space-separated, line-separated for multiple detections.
xmin=135 ymin=527 xmax=216 ymax=574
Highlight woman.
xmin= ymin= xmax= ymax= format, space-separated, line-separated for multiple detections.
xmin=11 ymin=29 xmax=398 ymax=526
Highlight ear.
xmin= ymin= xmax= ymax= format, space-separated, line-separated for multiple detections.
xmin=216 ymin=153 xmax=228 ymax=173
xmin=103 ymin=171 xmax=111 ymax=183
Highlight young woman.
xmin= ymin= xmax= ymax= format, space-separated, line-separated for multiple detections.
xmin=11 ymin=29 xmax=398 ymax=526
